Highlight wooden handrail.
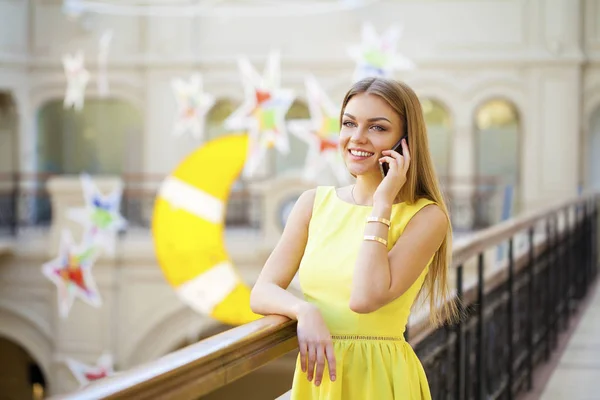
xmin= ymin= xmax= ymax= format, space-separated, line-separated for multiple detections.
xmin=54 ymin=193 xmax=599 ymax=400
xmin=53 ymin=316 xmax=297 ymax=400
xmin=451 ymin=196 xmax=592 ymax=267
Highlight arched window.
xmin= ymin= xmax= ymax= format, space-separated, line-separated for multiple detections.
xmin=206 ymin=99 xmax=238 ymax=141
xmin=421 ymin=98 xmax=452 ymax=178
xmin=273 ymin=99 xmax=310 ymax=176
xmin=587 ymin=106 xmax=600 ymax=192
xmin=36 ymin=99 xmax=142 ymax=175
xmin=0 ymin=92 xmax=17 ymax=175
xmin=0 ymin=337 xmax=47 ymax=399
xmin=474 ymin=99 xmax=521 ymax=224
xmin=0 ymin=92 xmax=18 ymax=232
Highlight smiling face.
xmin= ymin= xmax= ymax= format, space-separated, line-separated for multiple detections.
xmin=340 ymin=92 xmax=404 ymax=178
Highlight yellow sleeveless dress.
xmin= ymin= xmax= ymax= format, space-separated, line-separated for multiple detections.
xmin=290 ymin=186 xmax=434 ymax=400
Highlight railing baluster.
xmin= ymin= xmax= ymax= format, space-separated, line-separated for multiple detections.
xmin=566 ymin=206 xmax=573 ymax=321
xmin=527 ymin=226 xmax=534 ymax=391
xmin=544 ymin=217 xmax=552 ymax=361
xmin=456 ymin=264 xmax=465 ymax=400
xmin=592 ymin=197 xmax=598 ymax=279
xmin=477 ymin=252 xmax=486 ymax=400
xmin=508 ymin=237 xmax=514 ymax=399
xmin=552 ymin=214 xmax=558 ymax=348
xmin=561 ymin=208 xmax=568 ymax=331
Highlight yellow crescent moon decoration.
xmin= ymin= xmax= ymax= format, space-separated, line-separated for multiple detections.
xmin=152 ymin=133 xmax=261 ymax=326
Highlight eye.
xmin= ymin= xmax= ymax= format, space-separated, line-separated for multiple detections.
xmin=342 ymin=120 xmax=356 ymax=128
xmin=370 ymin=125 xmax=386 ymax=132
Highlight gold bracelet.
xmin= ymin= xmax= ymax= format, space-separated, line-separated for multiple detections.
xmin=364 ymin=235 xmax=388 ymax=246
xmin=366 ymin=216 xmax=391 ymax=227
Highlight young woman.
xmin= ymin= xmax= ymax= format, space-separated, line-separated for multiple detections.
xmin=250 ymin=77 xmax=456 ymax=399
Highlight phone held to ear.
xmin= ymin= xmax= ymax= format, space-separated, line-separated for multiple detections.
xmin=380 ymin=135 xmax=408 ymax=177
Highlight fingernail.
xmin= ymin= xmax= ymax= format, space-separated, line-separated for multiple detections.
xmin=331 ymin=375 xmax=336 ymax=381
xmin=315 ymin=381 xmax=321 ymax=386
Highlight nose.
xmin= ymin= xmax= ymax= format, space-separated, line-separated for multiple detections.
xmin=350 ymin=125 xmax=368 ymax=144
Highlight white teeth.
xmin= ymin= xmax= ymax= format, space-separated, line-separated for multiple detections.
xmin=350 ymin=149 xmax=373 ymax=157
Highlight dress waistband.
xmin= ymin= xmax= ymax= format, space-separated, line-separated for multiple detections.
xmin=330 ymin=334 xmax=406 ymax=342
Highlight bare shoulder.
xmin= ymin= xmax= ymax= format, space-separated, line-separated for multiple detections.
xmin=295 ymin=188 xmax=317 ymax=211
xmin=406 ymin=203 xmax=449 ymax=235
xmin=285 ymin=188 xmax=318 ymax=227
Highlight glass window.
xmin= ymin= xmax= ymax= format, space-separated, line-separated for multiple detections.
xmin=475 ymin=99 xmax=521 ymax=226
xmin=587 ymin=106 xmax=600 ymax=191
xmin=36 ymin=99 xmax=142 ymax=175
xmin=421 ymin=98 xmax=451 ymax=179
xmin=475 ymin=99 xmax=520 ymax=185
xmin=206 ymin=99 xmax=238 ymax=141
xmin=273 ymin=99 xmax=310 ymax=176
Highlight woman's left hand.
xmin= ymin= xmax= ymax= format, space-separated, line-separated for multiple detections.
xmin=373 ymin=138 xmax=410 ymax=206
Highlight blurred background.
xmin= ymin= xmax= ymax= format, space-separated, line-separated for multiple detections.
xmin=0 ymin=0 xmax=598 ymax=399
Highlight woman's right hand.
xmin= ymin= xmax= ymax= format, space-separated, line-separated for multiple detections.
xmin=296 ymin=303 xmax=336 ymax=386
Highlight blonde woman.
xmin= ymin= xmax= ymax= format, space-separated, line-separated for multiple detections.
xmin=250 ymin=77 xmax=457 ymax=399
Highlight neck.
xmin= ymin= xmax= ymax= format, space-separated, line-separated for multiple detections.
xmin=353 ymin=173 xmax=383 ymax=206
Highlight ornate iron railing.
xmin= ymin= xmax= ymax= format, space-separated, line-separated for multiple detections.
xmin=416 ymin=196 xmax=598 ymax=399
xmin=0 ymin=173 xmax=261 ymax=234
xmin=53 ymin=192 xmax=599 ymax=400
xmin=0 ymin=173 xmax=506 ymax=236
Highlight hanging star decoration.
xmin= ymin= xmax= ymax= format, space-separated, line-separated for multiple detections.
xmin=171 ymin=73 xmax=216 ymax=139
xmin=97 ymin=30 xmax=113 ymax=97
xmin=62 ymin=51 xmax=90 ymax=111
xmin=67 ymin=174 xmax=127 ymax=256
xmin=348 ymin=22 xmax=415 ymax=82
xmin=65 ymin=354 xmax=114 ymax=387
xmin=224 ymin=52 xmax=295 ymax=178
xmin=42 ymin=230 xmax=101 ymax=318
xmin=288 ymin=75 xmax=350 ymax=184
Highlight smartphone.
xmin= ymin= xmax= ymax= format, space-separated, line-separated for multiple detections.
xmin=380 ymin=134 xmax=408 ymax=177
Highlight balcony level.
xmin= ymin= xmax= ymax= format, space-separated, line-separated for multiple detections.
xmin=56 ymin=193 xmax=599 ymax=400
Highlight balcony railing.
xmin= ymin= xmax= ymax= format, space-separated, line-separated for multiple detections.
xmin=54 ymin=192 xmax=599 ymax=400
xmin=0 ymin=173 xmax=507 ymax=236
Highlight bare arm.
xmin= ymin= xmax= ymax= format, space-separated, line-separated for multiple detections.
xmin=349 ymin=203 xmax=448 ymax=313
xmin=250 ymin=188 xmax=316 ymax=320
xmin=250 ymin=188 xmax=337 ymax=386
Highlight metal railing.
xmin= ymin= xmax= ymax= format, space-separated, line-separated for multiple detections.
xmin=0 ymin=173 xmax=261 ymax=234
xmin=54 ymin=192 xmax=599 ymax=400
xmin=0 ymin=173 xmax=506 ymax=236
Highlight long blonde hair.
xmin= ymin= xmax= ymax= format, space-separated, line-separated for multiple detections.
xmin=340 ymin=77 xmax=458 ymax=327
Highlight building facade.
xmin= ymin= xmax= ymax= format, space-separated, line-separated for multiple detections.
xmin=0 ymin=0 xmax=599 ymax=397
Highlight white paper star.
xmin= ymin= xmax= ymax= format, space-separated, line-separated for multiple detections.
xmin=65 ymin=354 xmax=114 ymax=387
xmin=171 ymin=74 xmax=216 ymax=139
xmin=224 ymin=52 xmax=295 ymax=178
xmin=97 ymin=30 xmax=113 ymax=97
xmin=67 ymin=174 xmax=127 ymax=255
xmin=41 ymin=230 xmax=101 ymax=319
xmin=348 ymin=22 xmax=415 ymax=82
xmin=63 ymin=51 xmax=90 ymax=111
xmin=288 ymin=75 xmax=349 ymax=184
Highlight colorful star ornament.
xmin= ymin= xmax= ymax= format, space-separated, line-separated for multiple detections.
xmin=171 ymin=73 xmax=216 ymax=139
xmin=224 ymin=52 xmax=295 ymax=178
xmin=65 ymin=354 xmax=114 ymax=387
xmin=67 ymin=174 xmax=127 ymax=256
xmin=347 ymin=22 xmax=415 ymax=82
xmin=62 ymin=51 xmax=90 ymax=111
xmin=42 ymin=230 xmax=101 ymax=319
xmin=288 ymin=75 xmax=350 ymax=184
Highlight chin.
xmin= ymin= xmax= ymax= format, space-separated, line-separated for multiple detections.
xmin=346 ymin=165 xmax=376 ymax=178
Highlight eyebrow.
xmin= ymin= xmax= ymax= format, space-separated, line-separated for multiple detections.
xmin=343 ymin=113 xmax=392 ymax=123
